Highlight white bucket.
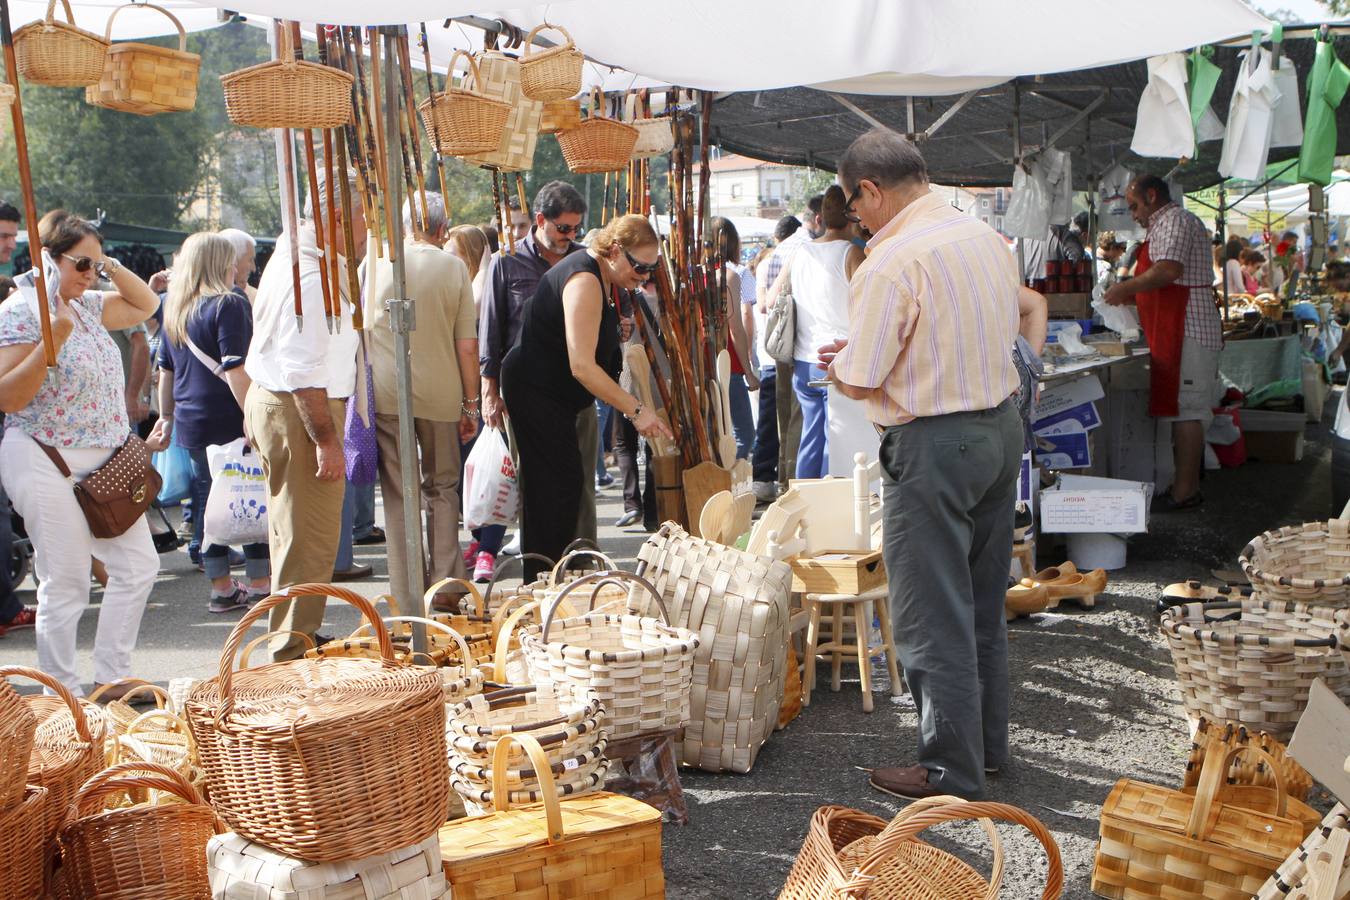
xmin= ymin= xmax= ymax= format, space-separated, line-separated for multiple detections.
xmin=1066 ymin=532 xmax=1128 ymax=571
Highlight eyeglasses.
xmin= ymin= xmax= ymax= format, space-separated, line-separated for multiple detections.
xmin=549 ymin=220 xmax=579 ymax=235
xmin=623 ymin=248 xmax=660 ymax=276
xmin=843 ymin=184 xmax=863 ymax=224
xmin=62 ymin=254 xmax=106 ymax=277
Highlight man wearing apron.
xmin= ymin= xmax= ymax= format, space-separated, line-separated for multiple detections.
xmin=1103 ymin=175 xmax=1223 ymax=510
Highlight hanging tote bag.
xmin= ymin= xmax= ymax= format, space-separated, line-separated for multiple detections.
xmin=765 ymin=282 xmax=797 ymax=366
xmin=344 ymin=332 xmax=378 ymax=485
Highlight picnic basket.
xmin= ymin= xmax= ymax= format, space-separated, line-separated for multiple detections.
xmin=520 ymin=570 xmax=700 ymax=738
xmin=85 ymin=3 xmax=200 ymax=115
xmin=517 ymin=23 xmax=584 ymax=101
xmin=221 ymin=25 xmax=352 ymax=129
xmin=13 ymin=0 xmax=108 ymax=87
xmin=540 ymin=98 xmax=581 ymax=134
xmin=778 ymin=796 xmax=1063 ymax=899
xmin=115 ymin=709 xmax=201 ymax=797
xmin=184 ymin=583 xmax=449 ymax=862
xmin=1159 ymin=599 xmax=1349 ymax=737
xmin=418 ymin=50 xmax=511 ymax=157
xmin=1254 ymin=803 xmax=1350 ymax=899
xmin=1092 ymin=744 xmax=1309 ymax=899
xmin=0 ymin=785 xmax=48 ymax=900
xmin=310 ymin=612 xmax=486 ymax=704
xmin=1241 ymin=515 xmax=1350 ymax=604
xmin=56 ymin=761 xmax=219 ymax=899
xmin=207 ymin=831 xmax=447 ymax=900
xmin=0 ymin=674 xmax=36 ymax=810
xmin=556 ymin=88 xmax=639 ymax=174
xmin=87 ymin=677 xmax=173 ymax=735
xmin=438 ymin=733 xmax=664 ymax=900
xmin=1183 ymin=718 xmax=1314 ymax=802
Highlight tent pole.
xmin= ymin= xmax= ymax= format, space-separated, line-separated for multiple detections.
xmin=381 ymin=25 xmax=425 ymax=655
xmin=1013 ymin=82 xmax=1025 ymax=280
xmin=1218 ymin=182 xmax=1228 ymax=317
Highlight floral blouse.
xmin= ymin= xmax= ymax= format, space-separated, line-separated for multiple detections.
xmin=0 ymin=290 xmax=129 ymax=448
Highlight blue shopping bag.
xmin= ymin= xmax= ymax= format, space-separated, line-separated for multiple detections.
xmin=153 ymin=442 xmax=192 ymax=505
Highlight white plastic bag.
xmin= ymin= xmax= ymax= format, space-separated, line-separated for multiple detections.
xmin=1005 ymin=161 xmax=1050 ymax=239
xmin=203 ymin=438 xmax=269 ymax=547
xmin=463 ymin=428 xmax=518 ymax=530
xmin=1092 ymin=283 xmax=1142 ymax=342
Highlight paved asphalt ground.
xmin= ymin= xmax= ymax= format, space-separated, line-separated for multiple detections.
xmin=2 ymin=396 xmax=1344 ymax=898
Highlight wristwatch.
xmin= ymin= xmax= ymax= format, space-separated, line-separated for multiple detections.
xmin=101 ymin=256 xmax=122 ymax=276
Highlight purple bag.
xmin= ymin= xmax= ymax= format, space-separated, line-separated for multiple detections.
xmin=344 ymin=334 xmax=378 ymax=485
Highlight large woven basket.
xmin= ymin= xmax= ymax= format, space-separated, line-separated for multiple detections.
xmin=57 ymin=761 xmax=219 ymax=899
xmin=539 ymin=98 xmax=581 ymax=134
xmin=1092 ymin=745 xmax=1308 ymax=899
xmin=1241 ymin=517 xmax=1350 ymax=604
xmin=1160 ymin=599 xmax=1350 ymax=737
xmin=208 ymin=831 xmax=447 ymax=900
xmin=460 ymin=51 xmax=543 ymax=173
xmin=556 ymin=116 xmax=639 ymax=174
xmin=312 ymin=611 xmax=487 ymax=704
xmin=117 ymin=709 xmax=201 ymax=797
xmin=438 ymin=733 xmax=664 ymax=900
xmin=84 ymin=3 xmax=199 ymax=115
xmin=184 ymin=584 xmax=449 ymax=862
xmin=0 ymin=785 xmax=48 ymax=900
xmin=220 ymin=26 xmax=352 ymax=129
xmin=1183 ymin=718 xmax=1314 ymax=802
xmin=13 ymin=0 xmax=108 ymax=87
xmin=482 ymin=551 xmax=554 ymax=616
xmin=521 ymin=570 xmax=700 ymax=738
xmin=778 ymin=796 xmax=1063 ymax=899
xmin=1254 ymin=802 xmax=1350 ymax=898
xmin=636 ymin=524 xmax=793 ymax=772
xmin=518 ymin=23 xmax=584 ymax=101
xmin=0 ymin=675 xmax=36 ymax=810
xmin=625 ymin=92 xmax=673 ymax=159
xmin=87 ymin=678 xmax=172 ymax=735
xmin=418 ymin=50 xmax=511 ymax=157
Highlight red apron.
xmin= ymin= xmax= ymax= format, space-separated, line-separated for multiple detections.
xmin=1134 ymin=241 xmax=1189 ymax=417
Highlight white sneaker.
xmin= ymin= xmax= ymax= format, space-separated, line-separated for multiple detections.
xmin=752 ymin=481 xmax=778 ymax=503
xmin=501 ymin=531 xmax=521 ymax=556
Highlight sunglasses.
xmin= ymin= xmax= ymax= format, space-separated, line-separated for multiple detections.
xmin=623 ymin=248 xmax=660 ymax=276
xmin=549 ymin=220 xmax=579 ymax=235
xmin=843 ymin=184 xmax=863 ymax=224
xmin=62 ymin=254 xmax=106 ymax=277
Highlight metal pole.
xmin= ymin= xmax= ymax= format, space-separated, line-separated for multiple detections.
xmin=1013 ymin=82 xmax=1025 ymax=280
xmin=381 ymin=26 xmax=426 ymax=655
xmin=1218 ymin=182 xmax=1229 ymax=317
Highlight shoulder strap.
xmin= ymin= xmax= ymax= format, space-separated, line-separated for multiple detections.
xmin=183 ymin=334 xmax=228 ymax=383
xmin=34 ymin=439 xmax=73 ymax=478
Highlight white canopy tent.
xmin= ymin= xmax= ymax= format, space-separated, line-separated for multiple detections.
xmin=1227 ymin=174 xmax=1350 ymax=224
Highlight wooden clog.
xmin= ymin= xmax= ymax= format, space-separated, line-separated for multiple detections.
xmin=1040 ymin=568 xmax=1107 ymax=610
xmin=1006 ymin=581 xmax=1050 ymax=621
xmin=1022 ymin=562 xmax=1077 ymax=585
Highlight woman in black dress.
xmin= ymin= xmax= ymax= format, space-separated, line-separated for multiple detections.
xmin=502 ymin=214 xmax=674 ymax=578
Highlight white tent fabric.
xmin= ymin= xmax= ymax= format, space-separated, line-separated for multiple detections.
xmin=1228 ymin=174 xmax=1350 ymax=221
xmin=8 ymin=0 xmax=226 ymax=39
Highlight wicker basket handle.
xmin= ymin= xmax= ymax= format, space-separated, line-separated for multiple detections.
xmin=484 ymin=552 xmax=555 ymax=610
xmin=493 ymin=599 xmax=541 ymax=683
xmin=1187 ymin=743 xmax=1288 ymax=839
xmin=217 ymin=583 xmax=395 ymax=711
xmin=543 ymin=570 xmax=671 ymax=641
xmin=87 ymin=677 xmax=167 ymax=709
xmin=491 ymin=732 xmax=564 ymax=842
xmin=423 ymin=577 xmax=485 ymax=617
xmin=68 ymin=760 xmax=205 ymax=820
xmin=102 ymin=3 xmax=186 ymax=50
xmin=862 ymin=800 xmax=1063 ymax=900
xmin=548 ymin=549 xmax=617 ymax=585
xmin=234 ymin=629 xmax=316 ymax=670
xmin=125 ymin=708 xmax=190 ymax=738
xmin=0 ymin=664 xmax=93 ymax=745
xmin=349 ymin=615 xmax=475 ymax=669
xmin=521 ymin=22 xmax=574 ymax=59
xmin=41 ymin=0 xmax=77 ymax=27
xmin=447 ymin=49 xmax=482 ymax=91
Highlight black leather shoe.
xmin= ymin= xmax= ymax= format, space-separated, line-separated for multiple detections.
xmin=331 ymin=564 xmax=373 ymax=582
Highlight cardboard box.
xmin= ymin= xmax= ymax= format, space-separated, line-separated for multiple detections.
xmin=1039 ymin=474 xmax=1153 ymax=534
xmin=1033 ymin=376 xmax=1104 ymax=432
xmin=1046 ymin=292 xmax=1091 ymax=318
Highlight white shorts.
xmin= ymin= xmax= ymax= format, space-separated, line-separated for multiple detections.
xmin=1161 ymin=337 xmax=1220 ymax=424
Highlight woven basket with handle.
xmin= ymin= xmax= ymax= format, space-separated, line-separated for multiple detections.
xmin=1254 ymin=802 xmax=1350 ymax=899
xmin=418 ymin=49 xmax=511 ymax=157
xmin=326 ymin=612 xmax=487 ymax=704
xmin=1160 ymin=599 xmax=1349 ymax=737
xmin=481 ymin=551 xmax=554 ymax=616
xmin=460 ymin=51 xmax=543 ymax=173
xmin=1183 ymin=718 xmax=1314 ymax=802
xmin=220 ymin=25 xmax=352 ymax=129
xmin=518 ymin=23 xmax=584 ymax=101
xmin=626 ymin=93 xmax=674 ymax=159
xmin=521 ymin=570 xmax=699 ymax=738
xmin=1092 ymin=744 xmax=1308 ymax=899
xmin=13 ymin=0 xmax=108 ymax=87
xmin=557 ymin=115 xmax=639 ymax=174
xmin=84 ymin=3 xmax=199 ymax=115
xmin=0 ymin=675 xmax=36 ymax=810
xmin=778 ymin=795 xmax=1063 ymax=899
xmin=0 ymin=785 xmax=47 ymax=900
xmin=87 ymin=678 xmax=172 ymax=735
xmin=540 ymin=97 xmax=581 ymax=134
xmin=184 ymin=583 xmax=448 ymax=862
xmin=56 ymin=761 xmax=220 ymax=899
xmin=438 ymin=733 xmax=664 ymax=899
xmin=1241 ymin=512 xmax=1350 ymax=604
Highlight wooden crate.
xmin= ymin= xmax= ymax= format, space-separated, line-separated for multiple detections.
xmin=1046 ymin=292 xmax=1091 ymax=318
xmin=790 ymin=550 xmax=885 ymax=594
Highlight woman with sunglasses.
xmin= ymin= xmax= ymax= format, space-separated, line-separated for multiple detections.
xmin=0 ymin=212 xmax=160 ymax=696
xmin=500 ymin=214 xmax=674 ymax=580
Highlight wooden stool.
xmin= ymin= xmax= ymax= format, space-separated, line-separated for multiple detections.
xmin=602 ymin=727 xmax=688 ymax=825
xmin=1011 ymin=539 xmax=1035 ymax=581
xmin=802 ymin=585 xmax=903 ymax=713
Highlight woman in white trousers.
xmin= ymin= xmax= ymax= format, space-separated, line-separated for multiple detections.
xmin=0 ymin=212 xmax=160 ymax=695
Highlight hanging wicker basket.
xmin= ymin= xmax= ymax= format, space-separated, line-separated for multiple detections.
xmin=0 ymin=785 xmax=48 ymax=900
xmin=1240 ymin=517 xmax=1350 ymax=605
xmin=220 ymin=25 xmax=352 ymax=129
xmin=56 ymin=761 xmax=220 ymax=899
xmin=417 ymin=50 xmax=511 ymax=157
xmin=13 ymin=0 xmax=108 ymax=88
xmin=0 ymin=675 xmax=36 ymax=811
xmin=84 ymin=3 xmax=199 ymax=115
xmin=557 ymin=116 xmax=639 ymax=174
xmin=518 ymin=23 xmax=584 ymax=101
xmin=184 ymin=584 xmax=449 ymax=862
xmin=1159 ymin=599 xmax=1350 ymax=737
xmin=625 ymin=93 xmax=673 ymax=159
xmin=540 ymin=98 xmax=581 ymax=134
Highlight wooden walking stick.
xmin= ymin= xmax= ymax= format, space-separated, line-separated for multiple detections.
xmin=348 ymin=27 xmax=385 ymax=261
xmin=418 ymin=23 xmax=451 ymax=205
xmin=336 ymin=28 xmax=379 ymax=261
xmin=290 ymin=23 xmax=335 ymax=333
xmin=394 ymin=31 xmax=429 ymax=230
xmin=0 ymin=0 xmax=53 ymax=369
xmin=515 ymin=173 xmax=529 ymax=235
xmin=366 ymin=26 xmax=396 ymax=263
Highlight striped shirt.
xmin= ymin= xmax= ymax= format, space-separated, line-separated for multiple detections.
xmin=833 ymin=192 xmax=1020 ymax=427
xmin=1145 ymin=202 xmax=1224 ymax=351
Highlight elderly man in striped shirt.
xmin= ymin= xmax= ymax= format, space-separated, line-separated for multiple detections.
xmin=822 ymin=129 xmax=1023 ymax=801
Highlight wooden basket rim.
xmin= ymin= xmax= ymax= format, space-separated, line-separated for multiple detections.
xmin=219 ymin=56 xmax=353 ymax=89
xmin=1240 ymin=524 xmax=1350 ymax=590
xmin=1159 ymin=599 xmax=1343 ymax=648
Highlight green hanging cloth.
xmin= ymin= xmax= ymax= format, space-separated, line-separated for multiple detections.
xmin=1299 ymin=36 xmax=1350 ymax=186
xmin=1187 ymin=47 xmax=1221 ymax=128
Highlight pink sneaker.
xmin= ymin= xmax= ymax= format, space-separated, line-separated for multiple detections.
xmin=473 ymin=551 xmax=496 ymax=583
xmin=462 ymin=540 xmax=480 ymax=566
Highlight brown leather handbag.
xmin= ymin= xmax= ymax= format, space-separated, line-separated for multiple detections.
xmin=37 ymin=436 xmax=162 ymax=538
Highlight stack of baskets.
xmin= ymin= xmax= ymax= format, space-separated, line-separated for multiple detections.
xmin=418 ymin=50 xmax=511 ymax=158
xmin=0 ymin=672 xmax=43 ymax=900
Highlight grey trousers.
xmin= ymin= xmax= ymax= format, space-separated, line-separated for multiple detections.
xmin=775 ymin=361 xmax=801 ymax=489
xmin=879 ymin=399 xmax=1021 ymax=798
xmin=575 ymin=405 xmax=598 ymax=544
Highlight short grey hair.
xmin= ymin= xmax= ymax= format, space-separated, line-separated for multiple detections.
xmin=304 ymin=167 xmax=360 ymax=220
xmin=837 ymin=128 xmax=928 ymax=192
xmin=217 ymin=227 xmax=255 ymax=264
xmin=404 ymin=191 xmax=448 ymax=236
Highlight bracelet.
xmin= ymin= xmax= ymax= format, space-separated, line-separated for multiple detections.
xmin=624 ymin=402 xmax=644 ymax=422
xmin=460 ymin=402 xmax=481 ymax=421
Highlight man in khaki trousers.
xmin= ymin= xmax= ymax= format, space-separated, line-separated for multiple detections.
xmin=244 ymin=169 xmax=365 ymax=661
